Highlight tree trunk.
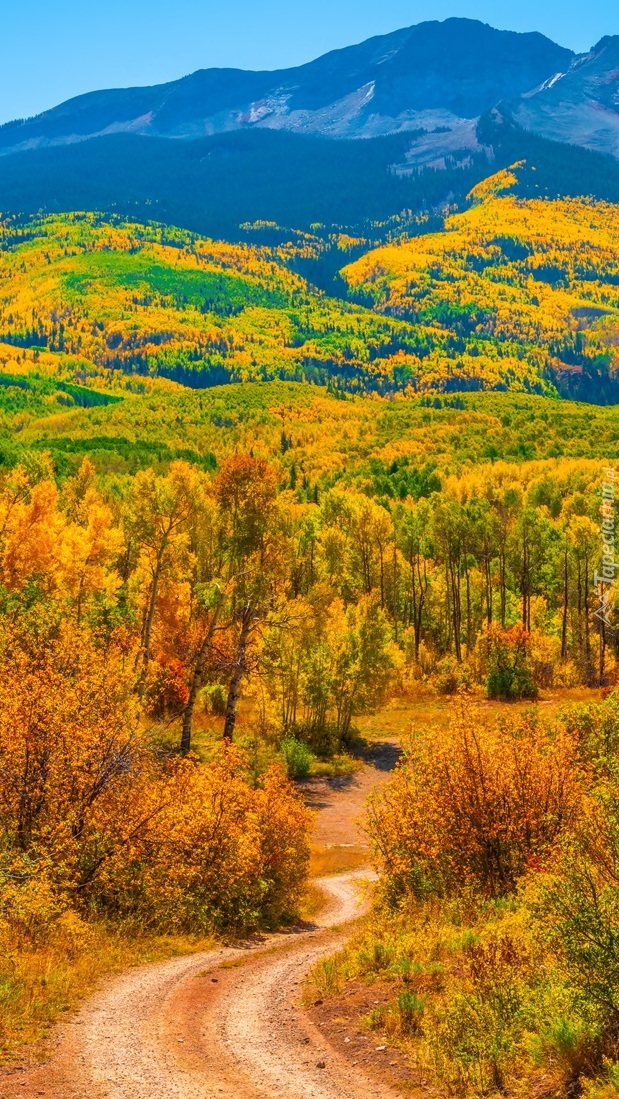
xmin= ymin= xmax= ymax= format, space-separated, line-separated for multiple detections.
xmin=521 ymin=528 xmax=530 ymax=631
xmin=137 ymin=553 xmax=164 ymax=696
xmin=600 ymin=619 xmax=607 ymax=687
xmin=484 ymin=551 xmax=493 ymax=626
xmin=464 ymin=554 xmax=472 ymax=655
xmin=223 ymin=605 xmax=253 ymax=741
xmin=584 ymin=558 xmax=593 ymax=683
xmin=449 ymin=554 xmax=462 ymax=664
xmin=499 ymin=545 xmax=507 ymax=628
xmin=180 ymin=595 xmax=223 ymax=753
xmin=391 ymin=544 xmax=399 ymax=642
xmin=409 ymin=550 xmax=427 ymax=660
xmin=561 ymin=543 xmax=569 ymax=661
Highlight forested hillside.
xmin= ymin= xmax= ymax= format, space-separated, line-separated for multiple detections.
xmin=0 ymin=212 xmax=449 ymax=393
xmin=4 ymin=171 xmax=619 ymax=400
xmin=344 ymin=167 xmax=619 ymax=400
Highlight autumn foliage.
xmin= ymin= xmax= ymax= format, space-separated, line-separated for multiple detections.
xmin=0 ymin=622 xmax=310 ymax=941
xmin=368 ymin=703 xmax=583 ymax=900
xmin=344 ymin=177 xmax=619 ymax=396
xmin=317 ymin=697 xmax=619 ymax=1097
xmin=4 ymin=171 xmax=619 ymax=399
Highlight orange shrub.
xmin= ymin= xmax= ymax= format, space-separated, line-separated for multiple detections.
xmin=367 ymin=703 xmax=584 ymax=900
xmin=0 ymin=622 xmax=310 ymax=936
xmin=98 ymin=749 xmax=311 ymax=932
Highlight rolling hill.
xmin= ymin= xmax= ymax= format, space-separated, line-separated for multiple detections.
xmin=342 ymin=167 xmax=619 ymax=401
xmin=2 ymin=168 xmax=619 ymax=403
xmin=0 ymin=212 xmax=442 ymax=393
xmin=2 ymin=377 xmax=619 ymax=485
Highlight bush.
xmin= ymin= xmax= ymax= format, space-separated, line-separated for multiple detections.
xmin=294 ymin=721 xmax=341 ymax=759
xmin=482 ymin=624 xmax=539 ymax=701
xmin=200 ymin=683 xmax=228 ymax=715
xmin=397 ymin=989 xmax=426 ymax=1035
xmin=427 ymin=961 xmax=524 ymax=1095
xmin=98 ymin=752 xmax=311 ymax=932
xmin=367 ymin=703 xmax=582 ymax=900
xmin=0 ymin=625 xmax=311 ymax=935
xmin=534 ymin=788 xmax=619 ymax=1028
xmin=280 ymin=737 xmax=315 ymax=781
xmin=434 ymin=655 xmax=464 ymax=695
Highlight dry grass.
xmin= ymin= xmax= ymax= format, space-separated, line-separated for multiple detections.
xmin=355 ymin=688 xmax=606 ymax=745
xmin=310 ymin=754 xmax=360 ymax=778
xmin=302 ymin=843 xmax=371 ymax=921
xmin=309 ymin=844 xmax=370 ymax=878
xmin=0 ymin=922 xmax=215 ymax=1060
xmin=300 ymin=882 xmax=328 ymax=921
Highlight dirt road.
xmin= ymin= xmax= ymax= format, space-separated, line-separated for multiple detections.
xmin=3 ymin=744 xmax=400 ymax=1099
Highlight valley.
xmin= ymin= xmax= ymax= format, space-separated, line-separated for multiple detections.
xmin=3 ymin=11 xmax=619 ymax=1098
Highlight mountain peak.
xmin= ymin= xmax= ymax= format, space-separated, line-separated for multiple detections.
xmin=590 ymin=34 xmax=619 ymax=58
xmin=510 ymin=31 xmax=619 ymax=160
xmin=0 ymin=19 xmax=573 ymax=155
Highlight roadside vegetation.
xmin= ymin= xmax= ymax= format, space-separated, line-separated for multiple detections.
xmin=310 ymin=694 xmax=619 ymax=1097
xmin=4 ymin=166 xmax=619 ymax=1076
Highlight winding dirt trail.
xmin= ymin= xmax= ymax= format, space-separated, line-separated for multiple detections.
xmin=3 ymin=743 xmax=400 ymax=1099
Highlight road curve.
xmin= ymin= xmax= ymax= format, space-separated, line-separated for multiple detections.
xmin=5 ymin=870 xmax=401 ymax=1099
xmin=3 ymin=746 xmax=401 ymax=1099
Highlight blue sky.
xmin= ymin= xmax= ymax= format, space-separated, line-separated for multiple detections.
xmin=1 ymin=1 xmax=617 ymax=125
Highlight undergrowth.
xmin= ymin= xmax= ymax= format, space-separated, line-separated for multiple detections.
xmin=309 ymin=695 xmax=619 ymax=1098
xmin=0 ymin=919 xmax=215 ymax=1057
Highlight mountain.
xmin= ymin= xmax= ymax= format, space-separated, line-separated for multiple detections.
xmin=508 ymin=35 xmax=619 ymax=159
xmin=4 ymin=17 xmax=619 ymax=239
xmin=0 ymin=19 xmax=572 ymax=156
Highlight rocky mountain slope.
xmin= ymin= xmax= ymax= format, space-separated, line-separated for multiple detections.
xmin=0 ymin=19 xmax=572 ymax=157
xmin=508 ymin=35 xmax=619 ymax=159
